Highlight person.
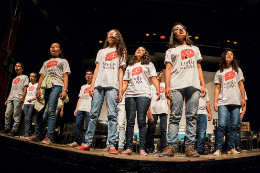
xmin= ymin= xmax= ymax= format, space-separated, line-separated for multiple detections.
xmin=161 ymin=22 xmax=206 ymax=157
xmin=31 ymin=42 xmax=70 ymax=144
xmin=1 ymin=62 xmax=29 ymax=137
xmin=121 ymin=47 xmax=160 ymax=156
xmin=68 ymin=70 xmax=93 ymax=147
xmin=196 ymin=88 xmax=212 ymax=155
xmin=146 ymin=71 xmax=170 ymax=154
xmin=21 ymin=72 xmax=38 ymax=138
xmin=76 ymin=29 xmax=127 ymax=155
xmin=213 ymin=48 xmax=245 ymax=156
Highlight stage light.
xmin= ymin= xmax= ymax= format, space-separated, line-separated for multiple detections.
xmin=153 ymin=33 xmax=156 ymax=35
xmin=233 ymin=41 xmax=237 ymax=44
xmin=227 ymin=40 xmax=230 ymax=42
xmin=195 ymin=36 xmax=199 ymax=40
xmin=146 ymin=33 xmax=149 ymax=36
xmin=160 ymin=35 xmax=165 ymax=39
xmin=99 ymin=41 xmax=102 ymax=43
xmin=189 ymin=36 xmax=192 ymax=37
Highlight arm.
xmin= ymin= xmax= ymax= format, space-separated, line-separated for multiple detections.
xmin=147 ymin=104 xmax=154 ymax=123
xmin=206 ymin=102 xmax=212 ymax=121
xmin=5 ymin=91 xmax=11 ymax=105
xmin=89 ymin=64 xmax=99 ymax=97
xmin=74 ymin=97 xmax=82 ymax=116
xmin=20 ymin=86 xmax=28 ymax=104
xmin=197 ymin=61 xmax=206 ymax=97
xmin=36 ymin=74 xmax=44 ymax=99
xmin=240 ymin=100 xmax=247 ymax=120
xmin=28 ymin=97 xmax=37 ymax=103
xmin=238 ymin=81 xmax=245 ymax=108
xmin=60 ymin=105 xmax=64 ymax=117
xmin=122 ymin=80 xmax=129 ymax=95
xmin=165 ymin=62 xmax=172 ymax=100
xmin=167 ymin=99 xmax=170 ymax=108
xmin=60 ymin=73 xmax=69 ymax=100
xmin=151 ymin=76 xmax=160 ymax=101
xmin=117 ymin=67 xmax=124 ymax=103
xmin=214 ymin=84 xmax=220 ymax=112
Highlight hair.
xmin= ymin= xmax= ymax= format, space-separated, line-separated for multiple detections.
xmin=86 ymin=69 xmax=94 ymax=74
xmin=168 ymin=22 xmax=193 ymax=49
xmin=103 ymin=29 xmax=127 ymax=61
xmin=49 ymin=42 xmax=65 ymax=59
xmin=16 ymin=62 xmax=24 ymax=69
xmin=30 ymin=72 xmax=37 ymax=77
xmin=127 ymin=47 xmax=150 ymax=66
xmin=219 ymin=48 xmax=239 ymax=73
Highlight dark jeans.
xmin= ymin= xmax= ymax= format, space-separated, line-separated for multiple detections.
xmin=23 ymin=104 xmax=35 ymax=136
xmin=74 ymin=110 xmax=90 ymax=144
xmin=125 ymin=97 xmax=151 ymax=150
xmin=226 ymin=114 xmax=242 ymax=149
xmin=146 ymin=113 xmax=167 ymax=151
xmin=196 ymin=114 xmax=207 ymax=152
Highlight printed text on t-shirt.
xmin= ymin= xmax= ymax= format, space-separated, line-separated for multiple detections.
xmin=180 ymin=49 xmax=195 ymax=70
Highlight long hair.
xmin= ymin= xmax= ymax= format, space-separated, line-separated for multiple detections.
xmin=127 ymin=47 xmax=150 ymax=66
xmin=219 ymin=48 xmax=239 ymax=73
xmin=168 ymin=22 xmax=193 ymax=49
xmin=103 ymin=29 xmax=127 ymax=61
xmin=49 ymin=42 xmax=65 ymax=59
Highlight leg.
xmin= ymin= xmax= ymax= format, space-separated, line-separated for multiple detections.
xmin=196 ymin=114 xmax=207 ymax=152
xmin=146 ymin=114 xmax=158 ymax=150
xmin=24 ymin=104 xmax=30 ymax=135
xmin=117 ymin=104 xmax=126 ymax=149
xmin=74 ymin=110 xmax=85 ymax=144
xmin=125 ymin=97 xmax=136 ymax=150
xmin=5 ymin=101 xmax=14 ymax=130
xmin=216 ymin=105 xmax=229 ymax=151
xmin=12 ymin=100 xmax=23 ymax=132
xmin=236 ymin=118 xmax=242 ymax=148
xmin=229 ymin=105 xmax=240 ymax=151
xmin=159 ymin=113 xmax=167 ymax=150
xmin=24 ymin=104 xmax=34 ymax=135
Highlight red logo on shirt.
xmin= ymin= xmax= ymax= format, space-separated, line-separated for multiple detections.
xmin=181 ymin=49 xmax=195 ymax=60
xmin=14 ymin=78 xmax=20 ymax=84
xmin=225 ymin=71 xmax=235 ymax=81
xmin=160 ymin=86 xmax=165 ymax=93
xmin=132 ymin=67 xmax=143 ymax=76
xmin=28 ymin=86 xmax=35 ymax=91
xmin=47 ymin=60 xmax=58 ymax=69
xmin=84 ymin=87 xmax=90 ymax=94
xmin=105 ymin=51 xmax=118 ymax=61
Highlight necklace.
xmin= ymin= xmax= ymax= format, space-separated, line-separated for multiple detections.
xmin=179 ymin=45 xmax=188 ymax=59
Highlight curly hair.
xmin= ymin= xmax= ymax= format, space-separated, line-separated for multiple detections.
xmin=49 ymin=42 xmax=66 ymax=59
xmin=168 ymin=22 xmax=193 ymax=49
xmin=127 ymin=47 xmax=150 ymax=66
xmin=103 ymin=29 xmax=127 ymax=61
xmin=219 ymin=48 xmax=239 ymax=73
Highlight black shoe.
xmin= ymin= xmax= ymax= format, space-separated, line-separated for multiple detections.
xmin=9 ymin=130 xmax=17 ymax=137
xmin=236 ymin=147 xmax=245 ymax=152
xmin=0 ymin=129 xmax=10 ymax=133
xmin=198 ymin=150 xmax=208 ymax=155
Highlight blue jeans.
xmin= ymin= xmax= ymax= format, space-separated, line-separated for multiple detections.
xmin=168 ymin=87 xmax=200 ymax=148
xmin=74 ymin=110 xmax=90 ymax=144
xmin=23 ymin=104 xmax=35 ymax=135
xmin=216 ymin=105 xmax=240 ymax=151
xmin=125 ymin=97 xmax=151 ymax=150
xmin=84 ymin=88 xmax=118 ymax=148
xmin=196 ymin=114 xmax=207 ymax=152
xmin=226 ymin=114 xmax=242 ymax=149
xmin=5 ymin=100 xmax=23 ymax=131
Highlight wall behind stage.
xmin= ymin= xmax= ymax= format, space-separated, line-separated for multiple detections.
xmin=97 ymin=71 xmax=217 ymax=135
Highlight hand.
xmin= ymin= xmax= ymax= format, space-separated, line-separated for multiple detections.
xmin=89 ymin=85 xmax=95 ymax=97
xmin=156 ymin=90 xmax=160 ymax=101
xmin=117 ymin=91 xmax=122 ymax=103
xmin=214 ymin=102 xmax=218 ymax=112
xmin=27 ymin=99 xmax=32 ymax=103
xmin=200 ymin=86 xmax=206 ymax=97
xmin=74 ymin=110 xmax=77 ymax=116
xmin=240 ymin=111 xmax=245 ymax=120
xmin=208 ymin=113 xmax=212 ymax=121
xmin=19 ymin=98 xmax=25 ymax=104
xmin=22 ymin=105 xmax=24 ymax=110
xmin=148 ymin=114 xmax=154 ymax=124
xmin=165 ymin=86 xmax=172 ymax=100
xmin=59 ymin=90 xmax=67 ymax=100
xmin=5 ymin=100 xmax=8 ymax=105
xmin=36 ymin=89 xmax=41 ymax=100
xmin=241 ymin=99 xmax=246 ymax=108
xmin=60 ymin=111 xmax=63 ymax=118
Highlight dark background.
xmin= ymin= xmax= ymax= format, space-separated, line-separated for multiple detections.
xmin=0 ymin=0 xmax=260 ymax=131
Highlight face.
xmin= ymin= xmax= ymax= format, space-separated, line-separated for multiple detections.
xmin=50 ymin=43 xmax=62 ymax=58
xmin=107 ymin=30 xmax=117 ymax=44
xmin=30 ymin=73 xmax=37 ymax=82
xmin=85 ymin=71 xmax=93 ymax=81
xmin=15 ymin=63 xmax=23 ymax=73
xmin=135 ymin=47 xmax=146 ymax=60
xmin=173 ymin=24 xmax=187 ymax=40
xmin=225 ymin=51 xmax=234 ymax=63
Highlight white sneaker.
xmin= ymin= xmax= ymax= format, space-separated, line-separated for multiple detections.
xmin=228 ymin=149 xmax=240 ymax=154
xmin=213 ymin=150 xmax=221 ymax=156
xmin=67 ymin=142 xmax=79 ymax=147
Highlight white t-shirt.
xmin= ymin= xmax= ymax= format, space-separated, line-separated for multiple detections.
xmin=150 ymin=82 xmax=169 ymax=114
xmin=197 ymin=89 xmax=209 ymax=115
xmin=214 ymin=68 xmax=245 ymax=106
xmin=9 ymin=75 xmax=29 ymax=101
xmin=77 ymin=84 xmax=92 ymax=112
xmin=39 ymin=58 xmax=71 ymax=86
xmin=95 ymin=47 xmax=126 ymax=90
xmin=164 ymin=45 xmax=202 ymax=90
xmin=123 ymin=62 xmax=157 ymax=98
xmin=24 ymin=82 xmax=38 ymax=105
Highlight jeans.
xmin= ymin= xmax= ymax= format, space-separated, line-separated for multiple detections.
xmin=117 ymin=104 xmax=126 ymax=148
xmin=84 ymin=88 xmax=118 ymax=148
xmin=23 ymin=104 xmax=35 ymax=135
xmin=146 ymin=113 xmax=167 ymax=151
xmin=5 ymin=100 xmax=23 ymax=132
xmin=125 ymin=97 xmax=151 ymax=150
xmin=196 ymin=114 xmax=208 ymax=152
xmin=168 ymin=87 xmax=200 ymax=148
xmin=226 ymin=114 xmax=242 ymax=149
xmin=74 ymin=110 xmax=90 ymax=144
xmin=216 ymin=105 xmax=240 ymax=151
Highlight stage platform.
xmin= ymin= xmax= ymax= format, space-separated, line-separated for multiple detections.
xmin=1 ymin=134 xmax=260 ymax=173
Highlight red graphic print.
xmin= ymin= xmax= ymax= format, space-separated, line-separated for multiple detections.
xmin=132 ymin=67 xmax=143 ymax=76
xmin=14 ymin=78 xmax=20 ymax=84
xmin=28 ymin=86 xmax=35 ymax=91
xmin=47 ymin=60 xmax=58 ymax=69
xmin=225 ymin=71 xmax=235 ymax=81
xmin=181 ymin=49 xmax=195 ymax=60
xmin=160 ymin=86 xmax=165 ymax=93
xmin=84 ymin=87 xmax=90 ymax=94
xmin=105 ymin=51 xmax=118 ymax=61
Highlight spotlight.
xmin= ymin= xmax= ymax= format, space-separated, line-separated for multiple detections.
xmin=233 ymin=41 xmax=237 ymax=44
xmin=189 ymin=36 xmax=192 ymax=37
xmin=160 ymin=35 xmax=165 ymax=39
xmin=153 ymin=33 xmax=156 ymax=35
xmin=99 ymin=41 xmax=103 ymax=43
xmin=195 ymin=36 xmax=199 ymax=40
xmin=227 ymin=40 xmax=230 ymax=42
xmin=146 ymin=33 xmax=149 ymax=36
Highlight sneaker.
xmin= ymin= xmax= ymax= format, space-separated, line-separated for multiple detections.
xmin=146 ymin=148 xmax=154 ymax=155
xmin=20 ymin=134 xmax=30 ymax=139
xmin=159 ymin=145 xmax=175 ymax=157
xmin=103 ymin=146 xmax=110 ymax=151
xmin=75 ymin=145 xmax=90 ymax=151
xmin=68 ymin=142 xmax=79 ymax=147
xmin=28 ymin=134 xmax=41 ymax=142
xmin=228 ymin=149 xmax=240 ymax=154
xmin=198 ymin=150 xmax=208 ymax=155
xmin=9 ymin=130 xmax=17 ymax=137
xmin=0 ymin=129 xmax=10 ymax=133
xmin=109 ymin=148 xmax=118 ymax=155
xmin=122 ymin=149 xmax=132 ymax=155
xmin=213 ymin=150 xmax=221 ymax=156
xmin=185 ymin=146 xmax=200 ymax=157
xmin=118 ymin=148 xmax=124 ymax=153
xmin=236 ymin=147 xmax=244 ymax=152
xmin=140 ymin=150 xmax=147 ymax=156
xmin=42 ymin=135 xmax=53 ymax=145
